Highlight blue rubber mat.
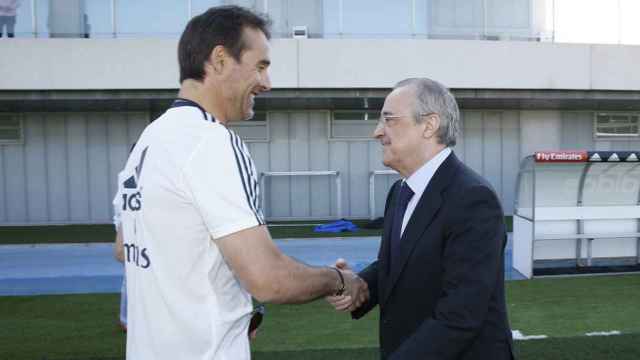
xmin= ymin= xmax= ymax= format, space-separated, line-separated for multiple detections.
xmin=0 ymin=235 xmax=522 ymax=296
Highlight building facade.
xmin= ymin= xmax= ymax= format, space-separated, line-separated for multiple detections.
xmin=1 ymin=0 xmax=639 ymax=224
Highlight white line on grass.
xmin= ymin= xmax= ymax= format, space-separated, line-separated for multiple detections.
xmin=512 ymin=329 xmax=624 ymax=340
xmin=512 ymin=330 xmax=548 ymax=340
xmin=586 ymin=331 xmax=621 ymax=336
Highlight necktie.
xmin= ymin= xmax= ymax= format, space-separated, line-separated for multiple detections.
xmin=390 ymin=182 xmax=414 ymax=267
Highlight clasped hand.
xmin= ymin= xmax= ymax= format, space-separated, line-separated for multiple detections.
xmin=327 ymin=258 xmax=369 ymax=312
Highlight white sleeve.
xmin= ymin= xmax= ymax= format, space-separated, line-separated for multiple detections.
xmin=183 ymin=129 xmax=264 ymax=239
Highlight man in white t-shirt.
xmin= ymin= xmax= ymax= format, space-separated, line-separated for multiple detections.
xmin=115 ymin=6 xmax=368 ymax=360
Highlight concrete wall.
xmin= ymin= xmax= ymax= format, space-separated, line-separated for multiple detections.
xmin=2 ymin=39 xmax=640 ymax=91
xmin=244 ymin=109 xmax=521 ymax=220
xmin=1 ymin=107 xmax=524 ymax=224
xmin=520 ymin=110 xmax=562 ymax=156
xmin=4 ymin=107 xmax=639 ymax=224
xmin=0 ymin=112 xmax=147 ymax=225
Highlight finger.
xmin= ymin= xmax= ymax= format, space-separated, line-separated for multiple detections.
xmin=358 ymin=289 xmax=368 ymax=302
xmin=347 ymin=301 xmax=361 ymax=312
xmin=335 ymin=258 xmax=351 ymax=270
xmin=325 ymin=295 xmax=346 ymax=306
xmin=326 ymin=295 xmax=350 ymax=306
xmin=333 ymin=296 xmax=353 ymax=311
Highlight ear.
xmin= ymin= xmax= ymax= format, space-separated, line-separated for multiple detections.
xmin=422 ymin=114 xmax=441 ymax=139
xmin=206 ymin=45 xmax=227 ymax=75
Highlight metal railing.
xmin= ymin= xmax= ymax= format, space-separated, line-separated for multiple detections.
xmin=259 ymin=170 xmax=342 ymax=220
xmin=368 ymin=170 xmax=399 ymax=220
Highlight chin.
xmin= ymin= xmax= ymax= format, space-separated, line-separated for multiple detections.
xmin=242 ymin=109 xmax=254 ymax=121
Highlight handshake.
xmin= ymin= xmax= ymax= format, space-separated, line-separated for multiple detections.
xmin=327 ymin=258 xmax=369 ymax=312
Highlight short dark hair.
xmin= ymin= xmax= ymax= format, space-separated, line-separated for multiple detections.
xmin=178 ymin=6 xmax=271 ymax=83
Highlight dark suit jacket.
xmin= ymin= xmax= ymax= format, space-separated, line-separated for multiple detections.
xmin=353 ymin=152 xmax=514 ymax=360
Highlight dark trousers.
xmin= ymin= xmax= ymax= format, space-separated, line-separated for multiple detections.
xmin=0 ymin=16 xmax=16 ymax=38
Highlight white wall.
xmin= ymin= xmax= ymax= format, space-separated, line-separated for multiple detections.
xmin=0 ymin=112 xmax=147 ymax=225
xmin=520 ymin=110 xmax=562 ymax=156
xmin=2 ymin=39 xmax=640 ymax=90
xmin=1 ymin=107 xmax=525 ymax=224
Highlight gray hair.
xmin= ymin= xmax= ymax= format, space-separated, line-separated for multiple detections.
xmin=394 ymin=78 xmax=460 ymax=147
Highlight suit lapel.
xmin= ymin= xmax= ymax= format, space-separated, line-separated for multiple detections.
xmin=382 ymin=152 xmax=460 ymax=306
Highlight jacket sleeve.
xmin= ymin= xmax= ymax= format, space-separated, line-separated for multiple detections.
xmin=390 ymin=185 xmax=506 ymax=360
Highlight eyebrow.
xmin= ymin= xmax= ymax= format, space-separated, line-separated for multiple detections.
xmin=381 ymin=110 xmax=394 ymax=116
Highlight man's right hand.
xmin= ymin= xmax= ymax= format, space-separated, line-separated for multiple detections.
xmin=327 ymin=259 xmax=369 ymax=312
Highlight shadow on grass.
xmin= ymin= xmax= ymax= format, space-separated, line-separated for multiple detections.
xmin=19 ymin=333 xmax=640 ymax=360
xmin=253 ymin=333 xmax=640 ymax=360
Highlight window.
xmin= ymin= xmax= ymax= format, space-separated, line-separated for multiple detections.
xmin=330 ymin=110 xmax=379 ymax=140
xmin=228 ymin=111 xmax=269 ymax=142
xmin=594 ymin=113 xmax=639 ymax=138
xmin=0 ymin=114 xmax=23 ymax=144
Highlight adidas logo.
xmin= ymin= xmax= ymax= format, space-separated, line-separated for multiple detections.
xmin=589 ymin=153 xmax=602 ymax=162
xmin=124 ymin=176 xmax=137 ymax=189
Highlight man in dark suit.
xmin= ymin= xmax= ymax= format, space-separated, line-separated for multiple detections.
xmin=329 ymin=78 xmax=514 ymax=359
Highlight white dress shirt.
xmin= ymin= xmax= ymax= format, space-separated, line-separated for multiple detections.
xmin=401 ymin=147 xmax=452 ymax=236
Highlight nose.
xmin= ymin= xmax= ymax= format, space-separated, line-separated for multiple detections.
xmin=260 ymin=71 xmax=272 ymax=92
xmin=373 ymin=121 xmax=384 ymax=139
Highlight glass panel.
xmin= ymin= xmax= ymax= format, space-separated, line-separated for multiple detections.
xmin=0 ymin=128 xmax=20 ymax=141
xmin=582 ymin=163 xmax=640 ymax=206
xmin=429 ymin=0 xmax=484 ymax=39
xmin=414 ymin=0 xmax=428 ymax=36
xmin=322 ymin=0 xmax=340 ymax=37
xmin=265 ymin=0 xmax=288 ymax=38
xmin=534 ymin=163 xmax=584 ymax=207
xmin=331 ymin=121 xmax=376 ymax=139
xmin=0 ymin=115 xmax=19 ymax=127
xmin=486 ymin=0 xmax=532 ymax=39
xmin=85 ymin=0 xmax=113 ymax=38
xmin=35 ymin=0 xmax=49 ymax=37
xmin=333 ymin=0 xmax=413 ymax=38
xmin=516 ymin=167 xmax=534 ymax=219
xmin=222 ymin=0 xmax=258 ymax=10
xmin=333 ymin=110 xmax=380 ymax=121
xmin=45 ymin=0 xmax=91 ymax=38
xmin=611 ymin=115 xmax=630 ymax=123
xmin=596 ymin=114 xmax=639 ymax=136
xmin=596 ymin=115 xmax=608 ymax=124
xmin=10 ymin=0 xmax=33 ymax=38
xmin=334 ymin=111 xmax=365 ymax=121
xmin=191 ymin=0 xmax=225 ymax=18
xmin=116 ymin=0 xmax=188 ymax=38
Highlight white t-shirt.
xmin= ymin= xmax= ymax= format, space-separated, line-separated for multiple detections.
xmin=117 ymin=99 xmax=264 ymax=360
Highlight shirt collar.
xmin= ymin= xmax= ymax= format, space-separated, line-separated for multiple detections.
xmin=404 ymin=147 xmax=452 ymax=199
xmin=170 ymin=98 xmax=216 ymax=123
